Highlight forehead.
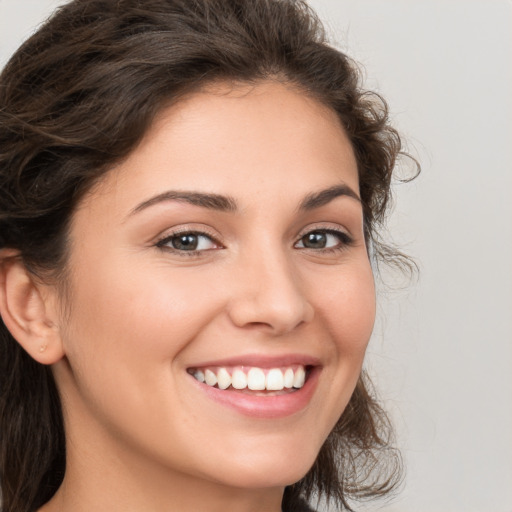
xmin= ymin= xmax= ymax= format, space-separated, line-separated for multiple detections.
xmin=79 ymin=80 xmax=359 ymax=216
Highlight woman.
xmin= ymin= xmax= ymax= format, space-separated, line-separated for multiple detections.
xmin=0 ymin=1 xmax=411 ymax=511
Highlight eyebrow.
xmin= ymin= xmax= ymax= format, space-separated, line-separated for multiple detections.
xmin=130 ymin=190 xmax=238 ymax=215
xmin=128 ymin=183 xmax=360 ymax=217
xmin=298 ymin=184 xmax=361 ymax=210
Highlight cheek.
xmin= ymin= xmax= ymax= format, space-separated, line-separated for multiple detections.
xmin=57 ymin=261 xmax=226 ymax=449
xmin=64 ymin=261 xmax=222 ymax=360
xmin=308 ymin=259 xmax=375 ymax=426
xmin=312 ymin=261 xmax=376 ymax=355
xmin=56 ymin=260 xmax=228 ymax=431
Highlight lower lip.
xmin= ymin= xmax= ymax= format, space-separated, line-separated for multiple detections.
xmin=189 ymin=367 xmax=320 ymax=419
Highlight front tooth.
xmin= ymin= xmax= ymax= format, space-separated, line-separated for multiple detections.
xmin=293 ymin=366 xmax=306 ymax=388
xmin=204 ymin=369 xmax=218 ymax=387
xmin=283 ymin=368 xmax=294 ymax=388
xmin=193 ymin=369 xmax=205 ymax=383
xmin=232 ymin=369 xmax=248 ymax=389
xmin=217 ymin=367 xmax=231 ymax=390
xmin=247 ymin=367 xmax=266 ymax=390
xmin=266 ymin=368 xmax=284 ymax=391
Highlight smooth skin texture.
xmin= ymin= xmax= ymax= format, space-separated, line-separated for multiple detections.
xmin=10 ymin=81 xmax=376 ymax=512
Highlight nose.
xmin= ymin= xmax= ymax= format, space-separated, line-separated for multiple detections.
xmin=226 ymin=250 xmax=314 ymax=335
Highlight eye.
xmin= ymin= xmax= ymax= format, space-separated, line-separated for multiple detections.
xmin=156 ymin=232 xmax=219 ymax=252
xmin=294 ymin=229 xmax=352 ymax=250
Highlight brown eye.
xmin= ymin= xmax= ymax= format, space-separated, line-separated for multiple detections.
xmin=295 ymin=230 xmax=352 ymax=250
xmin=157 ymin=232 xmax=219 ymax=252
xmin=172 ymin=234 xmax=200 ymax=250
xmin=301 ymin=232 xmax=328 ymax=249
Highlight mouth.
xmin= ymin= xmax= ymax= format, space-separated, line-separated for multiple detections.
xmin=187 ymin=364 xmax=311 ymax=395
xmin=186 ymin=357 xmax=320 ymax=418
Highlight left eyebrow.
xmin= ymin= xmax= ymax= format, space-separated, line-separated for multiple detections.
xmin=299 ymin=184 xmax=361 ymax=210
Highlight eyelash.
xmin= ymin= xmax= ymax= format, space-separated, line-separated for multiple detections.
xmin=155 ymin=227 xmax=353 ymax=257
xmin=155 ymin=228 xmax=222 ymax=257
xmin=295 ymin=228 xmax=354 ymax=254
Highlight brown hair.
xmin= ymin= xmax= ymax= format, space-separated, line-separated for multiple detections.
xmin=0 ymin=1 xmax=412 ymax=510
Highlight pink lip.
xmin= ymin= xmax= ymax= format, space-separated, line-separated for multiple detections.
xmin=187 ymin=356 xmax=322 ymax=419
xmin=188 ymin=353 xmax=321 ymax=369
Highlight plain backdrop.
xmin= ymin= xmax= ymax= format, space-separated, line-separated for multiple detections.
xmin=1 ymin=1 xmax=511 ymax=511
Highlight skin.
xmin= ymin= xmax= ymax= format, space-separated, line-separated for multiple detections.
xmin=34 ymin=81 xmax=376 ymax=512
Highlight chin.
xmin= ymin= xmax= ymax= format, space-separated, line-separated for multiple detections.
xmin=201 ymin=440 xmax=321 ymax=490
xmin=213 ymin=465 xmax=312 ymax=490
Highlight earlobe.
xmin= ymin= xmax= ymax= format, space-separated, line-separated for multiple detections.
xmin=0 ymin=250 xmax=64 ymax=365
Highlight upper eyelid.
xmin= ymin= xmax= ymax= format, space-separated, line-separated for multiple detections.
xmin=155 ymin=225 xmax=223 ymax=245
xmin=295 ymin=224 xmax=352 ymax=240
xmin=155 ymin=232 xmax=223 ymax=257
xmin=153 ymin=223 xmax=354 ymax=248
xmin=295 ymin=228 xmax=352 ymax=244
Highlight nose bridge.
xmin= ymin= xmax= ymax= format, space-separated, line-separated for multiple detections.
xmin=227 ymin=244 xmax=314 ymax=333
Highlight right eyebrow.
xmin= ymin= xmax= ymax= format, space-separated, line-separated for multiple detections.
xmin=128 ymin=190 xmax=238 ymax=217
xmin=298 ymin=184 xmax=361 ymax=211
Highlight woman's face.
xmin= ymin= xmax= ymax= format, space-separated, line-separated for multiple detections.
xmin=53 ymin=81 xmax=375 ymax=491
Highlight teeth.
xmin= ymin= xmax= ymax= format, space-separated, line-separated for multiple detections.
xmin=293 ymin=366 xmax=306 ymax=388
xmin=217 ymin=367 xmax=231 ymax=390
xmin=266 ymin=368 xmax=284 ymax=391
xmin=247 ymin=367 xmax=266 ymax=390
xmin=231 ymin=369 xmax=248 ymax=389
xmin=283 ymin=368 xmax=294 ymax=388
xmin=191 ymin=365 xmax=308 ymax=392
xmin=204 ymin=369 xmax=218 ymax=387
xmin=193 ymin=369 xmax=205 ymax=383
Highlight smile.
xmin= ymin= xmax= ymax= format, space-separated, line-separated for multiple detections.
xmin=186 ymin=356 xmax=321 ymax=418
xmin=188 ymin=365 xmax=308 ymax=392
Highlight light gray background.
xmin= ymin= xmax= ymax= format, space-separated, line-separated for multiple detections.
xmin=1 ymin=1 xmax=511 ymax=511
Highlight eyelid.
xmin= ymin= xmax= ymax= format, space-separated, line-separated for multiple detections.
xmin=294 ymin=224 xmax=354 ymax=251
xmin=295 ymin=223 xmax=352 ymax=241
xmin=154 ymin=225 xmax=224 ymax=251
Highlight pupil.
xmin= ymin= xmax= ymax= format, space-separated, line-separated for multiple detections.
xmin=304 ymin=232 xmax=326 ymax=248
xmin=173 ymin=234 xmax=198 ymax=250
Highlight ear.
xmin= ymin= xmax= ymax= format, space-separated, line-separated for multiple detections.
xmin=0 ymin=250 xmax=64 ymax=365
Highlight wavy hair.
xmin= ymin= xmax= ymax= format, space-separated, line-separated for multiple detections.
xmin=0 ymin=1 xmax=414 ymax=510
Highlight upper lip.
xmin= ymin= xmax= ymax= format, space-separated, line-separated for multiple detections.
xmin=187 ymin=353 xmax=322 ymax=369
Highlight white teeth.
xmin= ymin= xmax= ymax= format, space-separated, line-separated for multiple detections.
xmin=217 ymin=367 xmax=231 ymax=390
xmin=283 ymin=368 xmax=294 ymax=388
xmin=191 ymin=365 xmax=308 ymax=391
xmin=204 ymin=369 xmax=218 ymax=387
xmin=231 ymin=369 xmax=248 ymax=389
xmin=293 ymin=366 xmax=306 ymax=388
xmin=247 ymin=367 xmax=266 ymax=390
xmin=193 ymin=369 xmax=205 ymax=383
xmin=266 ymin=368 xmax=284 ymax=391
